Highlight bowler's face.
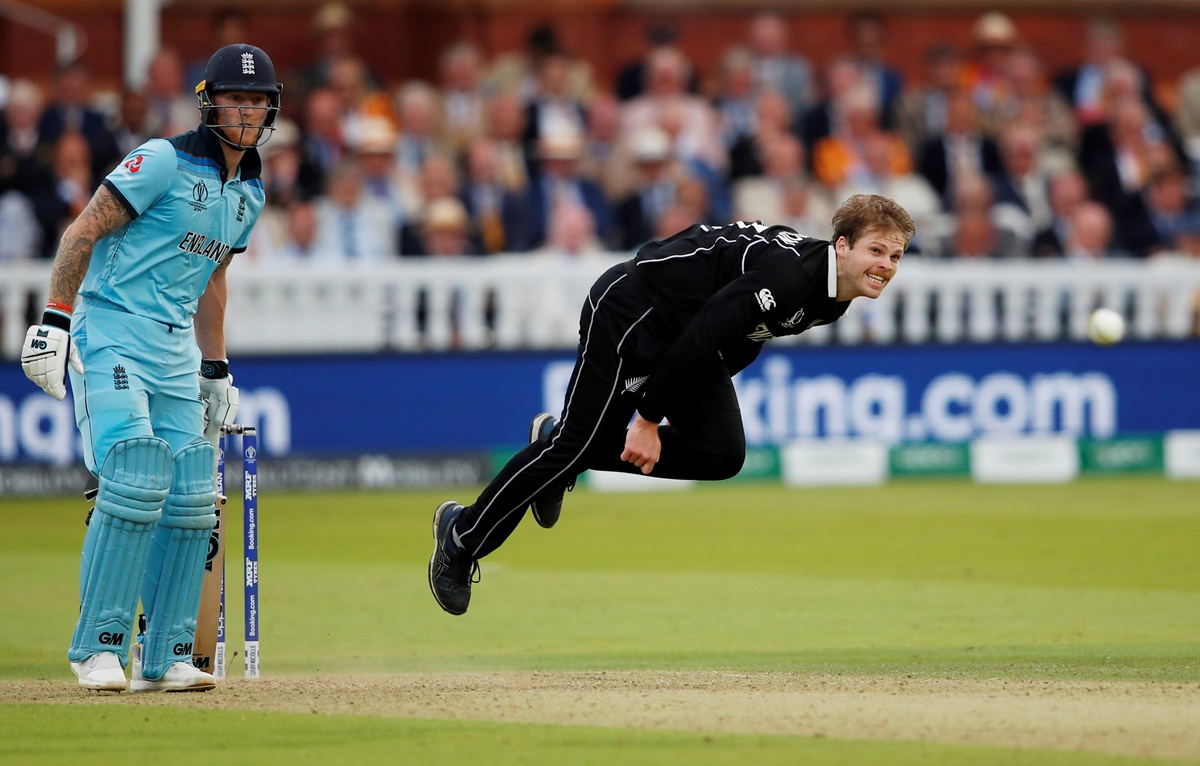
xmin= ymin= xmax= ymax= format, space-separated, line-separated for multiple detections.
xmin=835 ymin=228 xmax=906 ymax=301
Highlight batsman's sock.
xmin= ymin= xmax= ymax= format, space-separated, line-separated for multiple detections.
xmin=69 ymin=437 xmax=172 ymax=666
xmin=139 ymin=441 xmax=217 ymax=680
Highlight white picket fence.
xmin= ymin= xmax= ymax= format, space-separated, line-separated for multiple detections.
xmin=2 ymin=255 xmax=1198 ymax=357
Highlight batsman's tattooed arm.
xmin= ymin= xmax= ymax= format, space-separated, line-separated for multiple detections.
xmin=49 ymin=186 xmax=132 ymax=306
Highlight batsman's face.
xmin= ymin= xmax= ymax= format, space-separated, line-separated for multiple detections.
xmin=835 ymin=228 xmax=905 ymax=301
xmin=212 ymin=90 xmax=270 ymax=149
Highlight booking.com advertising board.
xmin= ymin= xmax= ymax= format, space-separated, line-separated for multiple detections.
xmin=1 ymin=341 xmax=1198 ymax=467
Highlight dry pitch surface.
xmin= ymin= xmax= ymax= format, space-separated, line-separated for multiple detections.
xmin=5 ymin=672 xmax=1199 ymax=759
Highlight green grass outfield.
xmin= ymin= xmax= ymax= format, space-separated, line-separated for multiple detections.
xmin=1 ymin=477 xmax=1198 ymax=764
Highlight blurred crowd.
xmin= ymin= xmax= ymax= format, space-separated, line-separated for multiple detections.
xmin=5 ymin=5 xmax=1200 ymax=267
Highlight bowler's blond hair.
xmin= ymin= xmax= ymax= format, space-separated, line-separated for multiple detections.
xmin=831 ymin=194 xmax=916 ymax=250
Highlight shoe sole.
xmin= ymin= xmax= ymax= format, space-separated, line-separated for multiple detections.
xmin=130 ymin=680 xmax=216 ymax=693
xmin=530 ymin=413 xmax=553 ymax=445
xmin=528 ymin=414 xmax=557 ymax=529
xmin=73 ymin=674 xmax=128 ymax=692
xmin=429 ymin=501 xmax=463 ymax=614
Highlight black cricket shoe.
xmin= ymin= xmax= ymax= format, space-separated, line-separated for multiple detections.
xmin=429 ymin=501 xmax=479 ymax=615
xmin=528 ymin=413 xmax=575 ymax=529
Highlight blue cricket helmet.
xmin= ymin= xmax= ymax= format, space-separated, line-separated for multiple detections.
xmin=195 ymin=43 xmax=282 ymax=148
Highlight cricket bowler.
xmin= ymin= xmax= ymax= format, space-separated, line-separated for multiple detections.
xmin=430 ymin=193 xmax=916 ymax=615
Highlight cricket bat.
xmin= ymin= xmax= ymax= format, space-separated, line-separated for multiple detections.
xmin=193 ymin=491 xmax=226 ymax=676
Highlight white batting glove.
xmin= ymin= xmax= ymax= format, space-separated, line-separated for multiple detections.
xmin=199 ymin=360 xmax=239 ymax=444
xmin=21 ymin=306 xmax=84 ymax=401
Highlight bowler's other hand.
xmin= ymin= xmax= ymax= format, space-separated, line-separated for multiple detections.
xmin=621 ymin=413 xmax=661 ymax=475
xmin=21 ymin=322 xmax=83 ymax=400
xmin=199 ymin=363 xmax=239 ymax=443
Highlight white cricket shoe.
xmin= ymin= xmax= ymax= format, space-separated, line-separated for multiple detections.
xmin=70 ymin=651 xmax=127 ymax=692
xmin=130 ymin=642 xmax=216 ymax=693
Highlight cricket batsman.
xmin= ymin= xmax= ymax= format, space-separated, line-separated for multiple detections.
xmin=20 ymin=44 xmax=280 ymax=691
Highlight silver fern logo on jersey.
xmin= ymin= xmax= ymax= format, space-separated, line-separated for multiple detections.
xmin=755 ymin=288 xmax=775 ymax=312
xmin=781 ymin=309 xmax=805 ymax=328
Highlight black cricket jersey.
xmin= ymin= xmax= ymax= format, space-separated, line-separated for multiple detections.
xmin=626 ymin=220 xmax=849 ymax=422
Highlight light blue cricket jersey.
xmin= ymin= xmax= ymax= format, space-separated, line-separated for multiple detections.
xmin=82 ymin=123 xmax=266 ymax=328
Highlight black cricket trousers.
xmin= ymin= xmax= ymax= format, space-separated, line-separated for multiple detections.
xmin=454 ymin=263 xmax=747 ymax=560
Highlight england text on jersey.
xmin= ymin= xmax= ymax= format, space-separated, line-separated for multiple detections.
xmin=177 ymin=231 xmax=233 ymax=265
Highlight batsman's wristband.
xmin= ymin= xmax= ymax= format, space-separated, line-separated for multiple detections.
xmin=201 ymin=359 xmax=230 ymax=379
xmin=42 ymin=303 xmax=73 ymax=331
